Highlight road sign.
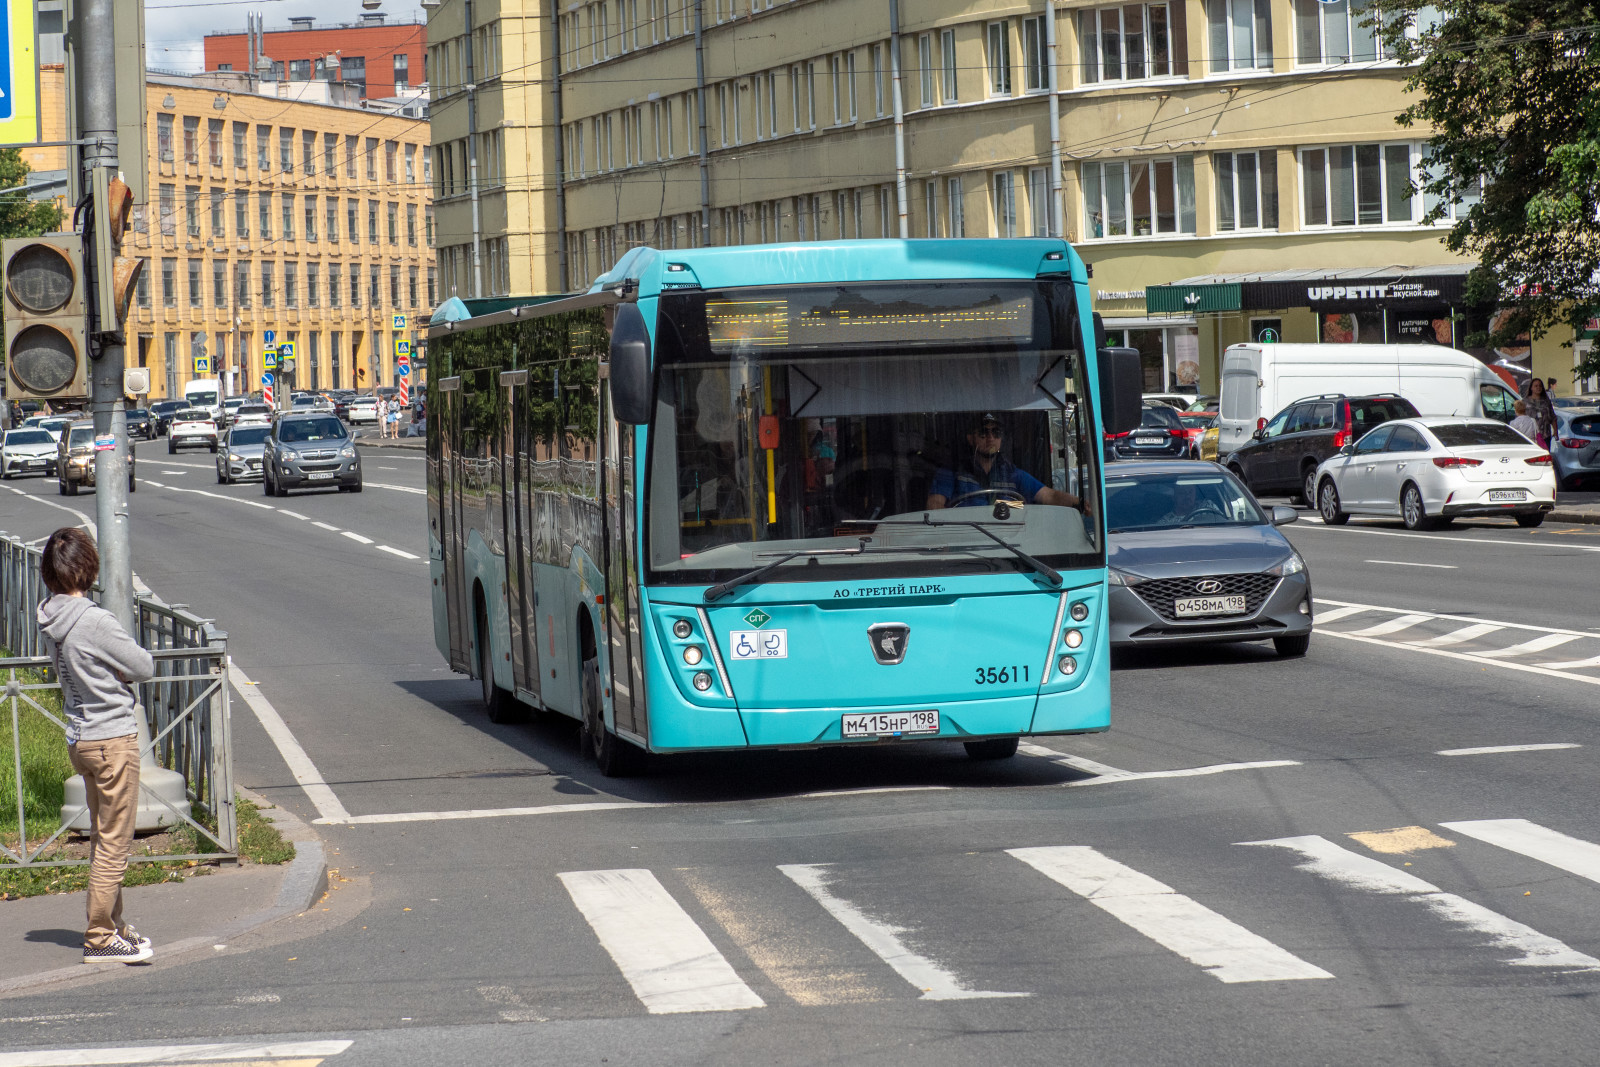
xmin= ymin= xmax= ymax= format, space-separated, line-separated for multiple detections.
xmin=392 ymin=314 xmax=406 ymax=330
xmin=0 ymin=4 xmax=40 ymax=154
xmin=261 ymin=372 xmax=273 ymax=388
xmin=193 ymin=355 xmax=211 ymax=374
xmin=396 ymin=357 xmax=411 ymax=377
xmin=264 ymin=348 xmax=277 ymax=369
xmin=396 ymin=340 xmax=411 ymax=357
xmin=263 ymin=329 xmax=275 ymax=345
xmin=278 ymin=341 xmax=295 ymax=362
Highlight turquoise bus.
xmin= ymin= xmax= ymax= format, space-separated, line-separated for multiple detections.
xmin=426 ymin=239 xmax=1140 ymax=775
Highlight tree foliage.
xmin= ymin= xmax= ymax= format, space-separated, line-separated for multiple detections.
xmin=1380 ymin=2 xmax=1600 ymax=371
xmin=0 ymin=149 xmax=63 ymax=241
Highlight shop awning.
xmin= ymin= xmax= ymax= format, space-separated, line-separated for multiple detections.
xmin=1145 ymin=265 xmax=1475 ymax=316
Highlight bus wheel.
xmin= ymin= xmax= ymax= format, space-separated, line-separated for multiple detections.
xmin=476 ymin=597 xmax=522 ymax=725
xmin=964 ymin=737 xmax=1019 ymax=760
xmin=581 ymin=654 xmax=644 ymax=777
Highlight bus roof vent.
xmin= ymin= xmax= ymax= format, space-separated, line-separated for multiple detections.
xmin=430 ymin=297 xmax=472 ymax=325
xmin=661 ymin=262 xmax=702 ymax=290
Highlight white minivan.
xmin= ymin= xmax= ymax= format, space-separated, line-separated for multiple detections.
xmin=1217 ymin=343 xmax=1520 ymax=456
xmin=184 ymin=378 xmax=224 ymax=422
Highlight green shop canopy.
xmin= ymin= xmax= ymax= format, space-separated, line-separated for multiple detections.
xmin=1144 ymin=282 xmax=1242 ymax=315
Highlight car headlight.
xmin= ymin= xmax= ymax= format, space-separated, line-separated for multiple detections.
xmin=340 ymin=446 xmax=356 ymax=458
xmin=279 ymin=449 xmax=298 ymax=462
xmin=1268 ymin=554 xmax=1307 ymax=577
xmin=1107 ymin=567 xmax=1145 ymax=587
xmin=229 ymin=453 xmax=243 ymax=462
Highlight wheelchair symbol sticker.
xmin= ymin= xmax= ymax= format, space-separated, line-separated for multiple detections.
xmin=729 ymin=629 xmax=787 ymax=660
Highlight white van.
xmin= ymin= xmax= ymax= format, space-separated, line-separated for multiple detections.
xmin=1217 ymin=343 xmax=1519 ymax=456
xmin=183 ymin=378 xmax=223 ymax=421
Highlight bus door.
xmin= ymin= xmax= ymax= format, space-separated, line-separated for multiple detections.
xmin=601 ymin=386 xmax=647 ymax=739
xmin=500 ymin=369 xmax=540 ymax=700
xmin=437 ymin=378 xmax=470 ymax=671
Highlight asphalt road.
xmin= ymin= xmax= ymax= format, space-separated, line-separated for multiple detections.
xmin=4 ymin=450 xmax=1600 ymax=1066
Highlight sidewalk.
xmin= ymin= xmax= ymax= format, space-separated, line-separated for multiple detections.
xmin=1549 ymin=490 xmax=1600 ymax=525
xmin=0 ymin=790 xmax=326 ymax=995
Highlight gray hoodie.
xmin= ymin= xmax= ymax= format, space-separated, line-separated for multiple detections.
xmin=37 ymin=595 xmax=155 ymax=743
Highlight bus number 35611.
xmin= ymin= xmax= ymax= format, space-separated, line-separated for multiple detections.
xmin=974 ymin=665 xmax=1030 ymax=685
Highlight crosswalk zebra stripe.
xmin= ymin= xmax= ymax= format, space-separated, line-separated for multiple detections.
xmin=1307 ymin=605 xmax=1367 ymax=625
xmin=1008 ymin=846 xmax=1332 ymax=983
xmin=777 ymin=863 xmax=1030 ymax=1000
xmin=557 ymin=869 xmax=765 ymax=1014
xmin=0 ymin=1041 xmax=353 ymax=1066
xmin=1474 ymin=632 xmax=1581 ymax=658
xmin=1242 ymin=835 xmax=1600 ymax=972
xmin=1344 ymin=613 xmax=1434 ymax=638
xmin=1408 ymin=623 xmax=1505 ymax=648
xmin=1441 ymin=819 xmax=1600 ymax=885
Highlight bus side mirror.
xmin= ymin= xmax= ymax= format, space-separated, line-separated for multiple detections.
xmin=1097 ymin=347 xmax=1143 ymax=436
xmin=608 ymin=303 xmax=653 ymax=425
xmin=1092 ymin=312 xmax=1108 ymax=350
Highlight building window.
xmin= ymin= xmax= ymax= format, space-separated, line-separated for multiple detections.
xmin=331 ymin=332 xmax=341 ymax=388
xmin=136 ymin=261 xmax=150 ymax=307
xmin=387 ymin=202 xmax=398 ymax=244
xmin=368 ymin=200 xmax=379 ymax=243
xmin=305 ymin=196 xmax=317 ymax=242
xmin=330 ymin=263 xmax=342 ymax=308
xmin=1081 ymin=156 xmax=1197 ymax=238
xmin=924 ymin=180 xmax=939 ymax=238
xmin=212 ymin=260 xmax=227 ymax=307
xmin=259 ymin=191 xmax=271 ymax=239
xmin=425 ymin=207 xmax=435 ymax=246
xmin=1294 ymin=0 xmax=1387 ymax=65
xmin=993 ymin=172 xmax=1017 ymax=238
xmin=406 ymin=204 xmax=418 ymax=246
xmin=210 ymin=189 xmax=225 ymax=237
xmin=185 ymin=186 xmax=201 ymax=237
xmin=1080 ymin=3 xmax=1174 ymax=83
xmin=235 ymin=261 xmax=250 ymax=309
xmin=871 ymin=44 xmax=885 ymax=116
xmin=324 ymin=132 xmax=337 ymax=175
xmin=234 ymin=193 xmax=248 ymax=237
xmin=389 ymin=265 xmax=401 ymax=308
xmin=159 ymin=184 xmax=175 ymax=235
xmin=232 ymin=121 xmax=247 ymax=168
xmin=346 ymin=135 xmax=357 ymax=177
xmin=350 ymin=262 xmax=362 ymax=308
xmin=405 ymin=144 xmax=416 ymax=183
xmin=281 ymin=194 xmax=294 ymax=241
xmin=183 ymin=116 xmax=199 ymax=163
xmin=341 ymin=56 xmax=366 ymax=91
xmin=409 ymin=265 xmax=419 ymax=307
xmin=1023 ymin=16 xmax=1048 ymax=91
xmin=880 ymin=186 xmax=894 ymax=238
xmin=208 ymin=118 xmax=224 ymax=165
xmin=394 ymin=52 xmax=410 ymax=90
xmin=1215 ymin=149 xmax=1280 ymax=230
xmin=326 ymin=198 xmax=338 ymax=243
xmin=187 ymin=260 xmax=201 ymax=307
xmin=156 ymin=115 xmax=174 ymax=162
xmin=987 ymin=22 xmax=1013 ymax=96
xmin=1028 ymin=166 xmax=1051 ymax=236
xmin=279 ymin=128 xmax=293 ymax=172
xmin=288 ymin=58 xmax=311 ymax=81
xmin=303 ymin=130 xmax=316 ymax=175
xmin=385 ymin=141 xmax=398 ymax=182
xmin=347 ymin=199 xmax=359 ymax=244
xmin=427 ymin=266 xmax=437 ymax=306
xmin=260 ymin=262 xmax=275 ymax=308
xmin=257 ymin=125 xmax=270 ymax=170
xmin=365 ymin=138 xmax=378 ymax=181
xmin=370 ymin=265 xmax=381 ymax=308
xmin=940 ymin=29 xmax=958 ymax=102
xmin=285 ymin=262 xmax=298 ymax=308
xmin=1208 ymin=0 xmax=1273 ymax=72
xmin=1300 ymin=143 xmax=1413 ymax=227
xmin=307 ymin=262 xmax=320 ymax=308
xmin=918 ymin=35 xmax=934 ymax=108
xmin=160 ymin=258 xmax=176 ymax=307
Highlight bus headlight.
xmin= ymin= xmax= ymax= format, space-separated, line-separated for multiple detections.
xmin=1063 ymin=629 xmax=1083 ymax=649
xmin=682 ymin=645 xmax=704 ymax=666
xmin=1070 ymin=601 xmax=1089 ymax=622
xmin=1057 ymin=655 xmax=1078 ymax=676
xmin=672 ymin=619 xmax=693 ymax=639
xmin=692 ymin=671 xmax=713 ymax=692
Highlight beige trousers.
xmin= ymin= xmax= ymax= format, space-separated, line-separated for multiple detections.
xmin=67 ymin=734 xmax=140 ymax=949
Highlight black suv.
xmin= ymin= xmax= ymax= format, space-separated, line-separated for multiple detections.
xmin=1105 ymin=404 xmax=1191 ymax=462
xmin=1225 ymin=393 xmax=1420 ymax=503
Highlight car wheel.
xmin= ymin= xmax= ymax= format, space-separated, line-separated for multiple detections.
xmin=261 ymin=472 xmax=273 ymax=497
xmin=1229 ymin=464 xmax=1251 ymax=493
xmin=1516 ymin=512 xmax=1546 ymax=528
xmin=58 ymin=477 xmax=69 ymax=496
xmin=217 ymin=469 xmax=228 ymax=484
xmin=1274 ymin=633 xmax=1311 ymax=657
xmin=1318 ymin=479 xmax=1349 ymax=525
xmin=1300 ymin=464 xmax=1319 ymax=507
xmin=964 ymin=737 xmax=1020 ymax=760
xmin=1401 ymin=483 xmax=1433 ymax=531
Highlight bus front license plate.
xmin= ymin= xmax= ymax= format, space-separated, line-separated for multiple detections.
xmin=842 ymin=710 xmax=939 ymax=738
xmin=1173 ymin=595 xmax=1246 ymax=617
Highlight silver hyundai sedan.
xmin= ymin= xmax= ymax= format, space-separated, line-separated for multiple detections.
xmin=1105 ymin=461 xmax=1313 ymax=656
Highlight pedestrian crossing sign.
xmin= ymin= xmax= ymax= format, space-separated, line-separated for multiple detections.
xmin=392 ymin=314 xmax=407 ymax=330
xmin=264 ymin=349 xmax=277 ymax=369
xmin=193 ymin=356 xmax=211 ymax=374
xmin=396 ymin=340 xmax=411 ymax=356
xmin=279 ymin=341 xmax=295 ymax=362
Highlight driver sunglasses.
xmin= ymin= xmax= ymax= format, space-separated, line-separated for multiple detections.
xmin=976 ymin=425 xmax=1003 ymax=437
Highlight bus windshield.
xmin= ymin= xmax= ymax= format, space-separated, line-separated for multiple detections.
xmin=647 ymin=281 xmax=1101 ymax=583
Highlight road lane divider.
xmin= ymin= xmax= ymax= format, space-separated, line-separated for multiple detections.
xmin=1437 ymin=743 xmax=1580 ymax=756
xmin=0 ymin=1040 xmax=354 ymax=1066
xmin=228 ymin=664 xmax=352 ymax=824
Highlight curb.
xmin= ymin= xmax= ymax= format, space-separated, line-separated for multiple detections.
xmin=0 ymin=792 xmax=328 ymax=997
xmin=354 ymin=439 xmax=424 ymax=451
xmin=1549 ymin=508 xmax=1600 ymax=525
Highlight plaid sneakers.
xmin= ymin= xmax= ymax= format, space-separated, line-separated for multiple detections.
xmin=120 ymin=924 xmax=151 ymax=949
xmin=83 ymin=933 xmax=153 ymax=964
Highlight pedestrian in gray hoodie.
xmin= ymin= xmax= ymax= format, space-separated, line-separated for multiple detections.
xmin=37 ymin=527 xmax=157 ymax=964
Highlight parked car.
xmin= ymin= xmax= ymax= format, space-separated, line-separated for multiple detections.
xmin=1225 ymin=394 xmax=1420 ymax=504
xmin=58 ymin=420 xmax=137 ymax=495
xmin=345 ymin=395 xmax=380 ymax=424
xmin=232 ymin=403 xmax=273 ymax=427
xmin=217 ymin=423 xmax=272 ymax=484
xmin=0 ymin=427 xmax=59 ymax=478
xmin=1178 ymin=412 xmax=1216 ymax=459
xmin=1105 ymin=462 xmax=1311 ymax=656
xmin=1551 ymin=407 xmax=1600 ymax=491
xmin=262 ymin=413 xmax=362 ymax=496
xmin=1141 ymin=393 xmax=1196 ymax=411
xmin=23 ymin=415 xmax=72 ymax=443
xmin=124 ymin=408 xmax=155 ymax=440
xmin=167 ymin=408 xmax=219 ymax=453
xmin=1106 ymin=404 xmax=1190 ymax=462
xmin=1314 ymin=417 xmax=1556 ymax=530
xmin=1186 ymin=394 xmax=1218 ymax=413
xmin=1551 ymin=396 xmax=1599 ymax=410
xmin=150 ymin=399 xmax=184 ymax=436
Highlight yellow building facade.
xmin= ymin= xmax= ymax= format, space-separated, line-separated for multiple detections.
xmin=433 ymin=0 xmax=1587 ymax=395
xmin=114 ymin=73 xmax=436 ymax=400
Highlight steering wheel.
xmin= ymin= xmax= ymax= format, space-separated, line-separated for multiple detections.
xmin=1183 ymin=502 xmax=1228 ymax=523
xmin=948 ymin=488 xmax=1025 ymax=507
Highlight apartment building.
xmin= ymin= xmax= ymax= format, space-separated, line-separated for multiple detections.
xmin=122 ymin=72 xmax=435 ymax=400
xmin=431 ymin=0 xmax=1578 ymax=394
xmin=204 ymin=15 xmax=427 ymax=100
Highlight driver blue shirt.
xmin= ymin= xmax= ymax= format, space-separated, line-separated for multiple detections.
xmin=929 ymin=454 xmax=1047 ymax=504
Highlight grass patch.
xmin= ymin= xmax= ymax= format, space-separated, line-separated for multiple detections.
xmin=0 ymin=661 xmax=73 ymax=836
xmin=234 ymin=795 xmax=295 ymax=866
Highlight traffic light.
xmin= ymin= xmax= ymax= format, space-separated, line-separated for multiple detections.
xmin=95 ymin=175 xmax=143 ymax=334
xmin=356 ymin=366 xmax=366 ymax=382
xmin=3 ymin=234 xmax=89 ymax=400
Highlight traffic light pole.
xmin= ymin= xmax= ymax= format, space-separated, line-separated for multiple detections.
xmin=79 ymin=0 xmax=133 ymax=635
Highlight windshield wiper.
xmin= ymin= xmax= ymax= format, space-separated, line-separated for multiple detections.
xmin=701 ymin=541 xmax=869 ymax=602
xmin=841 ymin=516 xmax=1062 ymax=586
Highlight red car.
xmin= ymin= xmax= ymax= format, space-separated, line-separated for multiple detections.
xmin=1178 ymin=412 xmax=1217 ymax=458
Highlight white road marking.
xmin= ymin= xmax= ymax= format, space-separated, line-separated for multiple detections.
xmin=1295 ymin=522 xmax=1600 ymax=552
xmin=228 ymin=664 xmax=351 ymax=824
xmin=1437 ymin=743 xmax=1581 ymax=756
xmin=1008 ymin=845 xmax=1332 ymax=983
xmin=1243 ymin=834 xmax=1600 ymax=972
xmin=278 ymin=510 xmax=309 ymax=520
xmin=142 ymin=481 xmax=163 ymax=488
xmin=1321 ymin=627 xmax=1600 ymax=688
xmin=366 ymin=481 xmax=426 ymax=495
xmin=1363 ymin=559 xmax=1458 ymax=569
xmin=160 ymin=469 xmax=186 ymax=475
xmin=318 ymin=801 xmax=657 ymax=825
xmin=558 ymin=869 xmax=765 ymax=1014
xmin=312 ymin=521 xmax=339 ymax=531
xmin=778 ymin=862 xmax=1029 ymax=1000
xmin=1308 ymin=605 xmax=1367 ymax=625
xmin=1536 ymin=653 xmax=1600 ymax=669
xmin=1069 ymin=760 xmax=1301 ymax=786
xmin=1018 ymin=741 xmax=1129 ymax=777
xmin=1 ymin=484 xmax=97 ymax=534
xmin=797 ymin=785 xmax=951 ymax=799
xmin=1315 ymin=598 xmax=1600 ymax=641
xmin=379 ymin=465 xmax=398 ymax=469
xmin=1442 ymin=819 xmax=1600 ymax=886
xmin=341 ymin=531 xmax=375 ymax=545
xmin=0 ymin=1040 xmax=353 ymax=1066
xmin=1345 ymin=613 xmax=1433 ymax=638
xmin=376 ymin=545 xmax=420 ymax=559
xmin=1409 ymin=623 xmax=1504 ymax=648
xmin=1474 ymin=632 xmax=1580 ymax=658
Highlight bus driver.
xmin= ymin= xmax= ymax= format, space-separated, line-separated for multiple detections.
xmin=927 ymin=414 xmax=1082 ymax=511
